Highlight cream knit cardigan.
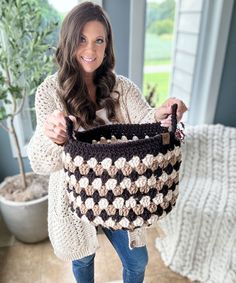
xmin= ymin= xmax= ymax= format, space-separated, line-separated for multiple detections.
xmin=27 ymin=73 xmax=156 ymax=261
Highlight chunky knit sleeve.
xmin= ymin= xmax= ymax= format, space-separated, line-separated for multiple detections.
xmin=117 ymin=75 xmax=156 ymax=124
xmin=27 ymin=75 xmax=64 ymax=175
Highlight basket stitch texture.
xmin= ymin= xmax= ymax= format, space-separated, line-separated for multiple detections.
xmin=63 ymin=119 xmax=181 ymax=230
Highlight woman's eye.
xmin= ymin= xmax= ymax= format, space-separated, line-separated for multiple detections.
xmin=80 ymin=36 xmax=86 ymax=43
xmin=96 ymin=38 xmax=104 ymax=44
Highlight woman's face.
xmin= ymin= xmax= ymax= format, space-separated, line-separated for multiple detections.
xmin=75 ymin=20 xmax=107 ymax=77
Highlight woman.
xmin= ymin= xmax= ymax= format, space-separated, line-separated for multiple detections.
xmin=27 ymin=2 xmax=187 ymax=283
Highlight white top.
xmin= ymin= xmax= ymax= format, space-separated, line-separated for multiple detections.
xmin=79 ymin=108 xmax=112 ymax=132
xmin=96 ymin=108 xmax=112 ymax=125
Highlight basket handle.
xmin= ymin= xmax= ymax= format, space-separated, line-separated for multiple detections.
xmin=65 ymin=116 xmax=74 ymax=141
xmin=170 ymin=103 xmax=178 ymax=133
xmin=64 ymin=104 xmax=178 ymax=140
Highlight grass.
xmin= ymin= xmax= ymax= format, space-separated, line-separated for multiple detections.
xmin=143 ymin=33 xmax=172 ymax=105
xmin=143 ymin=32 xmax=173 ymax=104
xmin=145 ymin=59 xmax=170 ymax=66
xmin=143 ymin=72 xmax=170 ymax=106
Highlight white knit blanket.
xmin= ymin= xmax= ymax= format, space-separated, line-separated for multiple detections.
xmin=156 ymin=124 xmax=236 ymax=283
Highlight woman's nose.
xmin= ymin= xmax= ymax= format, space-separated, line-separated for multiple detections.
xmin=86 ymin=41 xmax=96 ymax=52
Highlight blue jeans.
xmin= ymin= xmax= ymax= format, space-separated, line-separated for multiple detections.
xmin=72 ymin=228 xmax=148 ymax=283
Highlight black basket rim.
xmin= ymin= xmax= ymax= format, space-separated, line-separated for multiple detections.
xmin=64 ymin=122 xmax=177 ymax=149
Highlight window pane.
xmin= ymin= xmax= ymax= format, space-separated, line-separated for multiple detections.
xmin=28 ymin=0 xmax=64 ymax=131
xmin=48 ymin=0 xmax=78 ymax=15
xmin=143 ymin=0 xmax=176 ymax=106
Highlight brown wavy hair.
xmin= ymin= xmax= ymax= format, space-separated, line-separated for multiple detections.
xmin=56 ymin=2 xmax=118 ymax=129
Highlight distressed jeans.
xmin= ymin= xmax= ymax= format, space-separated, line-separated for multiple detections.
xmin=72 ymin=228 xmax=148 ymax=283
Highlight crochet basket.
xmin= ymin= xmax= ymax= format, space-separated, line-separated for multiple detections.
xmin=63 ymin=104 xmax=182 ymax=230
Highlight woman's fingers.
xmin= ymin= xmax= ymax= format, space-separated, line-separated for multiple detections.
xmin=44 ymin=124 xmax=67 ymax=145
xmin=155 ymin=97 xmax=188 ymax=124
xmin=51 ymin=110 xmax=67 ymax=128
xmin=44 ymin=111 xmax=78 ymax=144
xmin=160 ymin=115 xmax=172 ymax=127
xmin=176 ymin=111 xmax=184 ymax=122
xmin=164 ymin=98 xmax=188 ymax=117
xmin=155 ymin=105 xmax=172 ymax=121
xmin=44 ymin=110 xmax=68 ymax=144
xmin=44 ymin=127 xmax=67 ymax=144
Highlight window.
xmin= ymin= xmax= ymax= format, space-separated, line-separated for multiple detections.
xmin=129 ymin=0 xmax=233 ymax=125
xmin=143 ymin=0 xmax=176 ymax=106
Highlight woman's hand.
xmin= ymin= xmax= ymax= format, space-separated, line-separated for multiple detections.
xmin=44 ymin=110 xmax=77 ymax=145
xmin=155 ymin=97 xmax=188 ymax=127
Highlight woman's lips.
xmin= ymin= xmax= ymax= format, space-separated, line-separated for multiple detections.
xmin=81 ymin=56 xmax=96 ymax=62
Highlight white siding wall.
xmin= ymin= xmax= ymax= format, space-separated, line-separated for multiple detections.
xmin=170 ymin=0 xmax=234 ymax=124
xmin=169 ymin=0 xmax=204 ymax=120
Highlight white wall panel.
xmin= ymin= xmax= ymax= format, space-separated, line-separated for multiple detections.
xmin=176 ymin=33 xmax=198 ymax=54
xmin=181 ymin=0 xmax=203 ymax=12
xmin=173 ymin=68 xmax=193 ymax=93
xmin=172 ymin=85 xmax=190 ymax=104
xmin=178 ymin=13 xmax=201 ymax=34
xmin=175 ymin=51 xmax=195 ymax=74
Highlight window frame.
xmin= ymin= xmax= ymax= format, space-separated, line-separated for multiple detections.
xmin=188 ymin=0 xmax=234 ymax=124
xmin=128 ymin=0 xmax=146 ymax=90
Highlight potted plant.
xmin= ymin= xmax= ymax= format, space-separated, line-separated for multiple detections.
xmin=0 ymin=0 xmax=59 ymax=243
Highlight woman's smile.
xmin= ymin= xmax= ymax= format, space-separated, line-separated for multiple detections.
xmin=81 ymin=56 xmax=96 ymax=63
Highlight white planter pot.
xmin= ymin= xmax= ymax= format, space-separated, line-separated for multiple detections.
xmin=0 ymin=175 xmax=48 ymax=243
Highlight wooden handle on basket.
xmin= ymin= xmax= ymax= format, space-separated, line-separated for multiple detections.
xmin=171 ymin=103 xmax=178 ymax=133
xmin=65 ymin=116 xmax=74 ymax=141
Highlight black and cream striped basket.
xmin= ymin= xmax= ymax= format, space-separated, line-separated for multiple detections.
xmin=63 ymin=104 xmax=182 ymax=230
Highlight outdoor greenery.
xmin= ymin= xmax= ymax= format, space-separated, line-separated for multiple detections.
xmin=149 ymin=19 xmax=174 ymax=36
xmin=144 ymin=0 xmax=175 ymax=104
xmin=0 ymin=0 xmax=59 ymax=189
xmin=146 ymin=0 xmax=175 ymax=36
xmin=144 ymin=59 xmax=170 ymax=66
xmin=144 ymin=72 xmax=170 ymax=105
